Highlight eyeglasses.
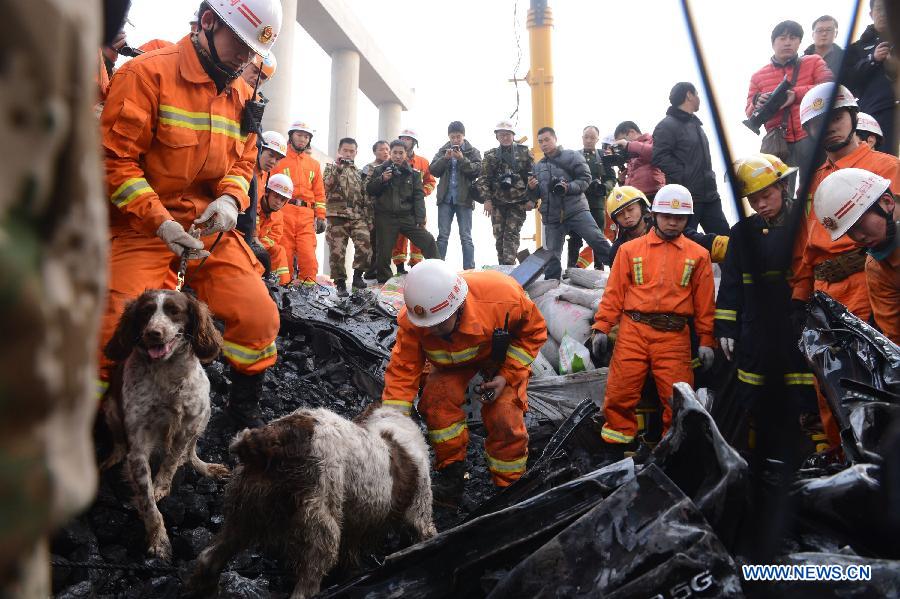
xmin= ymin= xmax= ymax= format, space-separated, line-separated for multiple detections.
xmin=814 ymin=27 xmax=836 ymax=34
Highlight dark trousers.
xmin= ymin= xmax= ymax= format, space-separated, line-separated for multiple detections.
xmin=687 ymin=202 xmax=729 ymax=235
xmin=375 ymin=213 xmax=438 ymax=283
xmin=567 ymin=194 xmax=606 ymax=267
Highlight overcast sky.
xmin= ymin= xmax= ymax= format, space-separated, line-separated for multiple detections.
xmin=123 ymin=0 xmax=864 ymax=271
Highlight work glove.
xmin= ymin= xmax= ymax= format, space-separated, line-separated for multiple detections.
xmin=588 ymin=331 xmax=609 ymax=362
xmin=698 ymin=346 xmax=715 ymax=371
xmin=790 ymin=299 xmax=809 ymax=338
xmin=194 ymin=195 xmax=239 ymax=235
xmin=315 ymin=217 xmax=326 ymax=234
xmin=719 ymin=337 xmax=735 ymax=362
xmin=156 ymin=220 xmax=208 ymax=259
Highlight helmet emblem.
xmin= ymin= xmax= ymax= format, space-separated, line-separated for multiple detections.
xmin=671 ymin=199 xmax=681 ymax=209
xmin=821 ymin=216 xmax=837 ymax=230
xmin=259 ymin=25 xmax=274 ymax=44
xmin=812 ymin=98 xmax=825 ymax=110
xmin=413 ymin=305 xmax=425 ymax=316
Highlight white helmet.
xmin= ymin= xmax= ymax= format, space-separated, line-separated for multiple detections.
xmin=856 ymin=112 xmax=884 ymax=138
xmin=799 ymin=82 xmax=857 ymax=127
xmin=288 ymin=120 xmax=315 ymax=138
xmin=266 ymin=173 xmax=294 ymax=199
xmin=493 ymin=120 xmax=517 ymax=136
xmin=813 ymin=168 xmax=891 ymax=241
xmin=205 ymin=0 xmax=283 ymax=57
xmin=398 ymin=128 xmax=419 ymax=146
xmin=403 ymin=260 xmax=469 ymax=328
xmin=652 ymin=184 xmax=694 ymax=215
xmin=261 ymin=130 xmax=287 ymax=157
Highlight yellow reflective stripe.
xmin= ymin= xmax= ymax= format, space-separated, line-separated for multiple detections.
xmin=738 ymin=369 xmax=766 ymax=386
xmin=95 ymin=379 xmax=109 ymax=401
xmin=222 ymin=340 xmax=276 ymax=365
xmin=485 ymin=452 xmax=527 ymax=473
xmin=383 ymin=399 xmax=412 ymax=414
xmin=428 ymin=420 xmax=467 ymax=444
xmin=680 ymin=258 xmax=696 ymax=287
xmin=392 ymin=253 xmax=407 ymax=262
xmin=600 ymin=426 xmax=634 ymax=444
xmin=261 ymin=236 xmax=275 ymax=247
xmin=315 ymin=202 xmax=326 ymax=210
xmin=632 ymin=256 xmax=644 ymax=285
xmin=424 ymin=345 xmax=481 ymax=365
xmin=715 ymin=309 xmax=737 ymax=321
xmin=210 ymin=114 xmax=245 ymax=140
xmin=742 ymin=273 xmax=754 ymax=284
xmin=158 ymin=105 xmax=247 ymax=141
xmin=110 ymin=177 xmax=154 ymax=208
xmin=274 ymin=267 xmax=290 ymax=275
xmin=507 ymin=344 xmax=535 ymax=367
xmin=691 ymin=357 xmax=702 ymax=369
xmin=784 ymin=372 xmax=816 ymax=385
xmin=222 ymin=174 xmax=250 ymax=193
xmin=410 ymin=252 xmax=424 ymax=261
xmin=308 ymin=171 xmax=315 ymax=184
xmin=576 ymin=256 xmax=591 ymax=268
xmin=710 ymin=236 xmax=729 ymax=262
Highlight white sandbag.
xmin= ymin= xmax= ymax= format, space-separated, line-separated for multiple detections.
xmin=558 ymin=334 xmax=595 ymax=375
xmin=540 ymin=336 xmax=560 ymax=373
xmin=525 ymin=278 xmax=560 ymax=300
xmin=557 ymin=285 xmax=603 ymax=312
xmin=530 ymin=351 xmax=556 ymax=379
xmin=537 ymin=292 xmax=595 ymax=345
xmin=527 ymin=368 xmax=607 ymax=424
xmin=565 ymin=267 xmax=608 ymax=289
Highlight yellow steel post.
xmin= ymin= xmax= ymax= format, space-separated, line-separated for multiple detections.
xmin=526 ymin=0 xmax=553 ymax=248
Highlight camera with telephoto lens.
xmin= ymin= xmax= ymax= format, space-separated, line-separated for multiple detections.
xmin=498 ymin=173 xmax=514 ymax=191
xmin=551 ymin=177 xmax=567 ymax=197
xmin=338 ymin=158 xmax=354 ymax=166
xmin=600 ymin=143 xmax=629 ymax=169
xmin=587 ymin=178 xmax=605 ymax=194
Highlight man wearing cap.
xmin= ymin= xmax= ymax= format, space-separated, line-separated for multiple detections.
xmin=392 ymin=128 xmax=436 ymax=274
xmin=589 ymin=184 xmax=715 ymax=452
xmin=382 ymin=260 xmax=546 ymax=504
xmin=476 ymin=120 xmax=535 ymax=265
xmin=814 ymin=168 xmax=898 ymax=344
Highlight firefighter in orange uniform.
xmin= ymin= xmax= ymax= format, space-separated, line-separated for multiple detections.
xmin=273 ymin=121 xmax=325 ymax=286
xmin=392 ymin=128 xmax=436 ymax=273
xmin=792 ymin=83 xmax=899 ymax=449
xmin=99 ymin=1 xmax=283 ymax=428
xmin=382 ymin=260 xmax=547 ymax=503
xmin=591 ymin=184 xmax=716 ymax=450
xmin=256 ymin=173 xmax=292 ymax=285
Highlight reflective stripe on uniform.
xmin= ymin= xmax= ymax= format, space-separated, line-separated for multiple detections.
xmin=261 ymin=236 xmax=275 ymax=247
xmin=784 ymin=372 xmax=815 ymax=385
xmin=222 ymin=174 xmax=250 ymax=194
xmin=424 ymin=345 xmax=481 ymax=365
xmin=222 ymin=340 xmax=276 ymax=365
xmin=315 ymin=202 xmax=327 ymax=212
xmin=274 ymin=266 xmax=289 ymax=276
xmin=95 ymin=379 xmax=109 ymax=401
xmin=679 ymin=258 xmax=696 ymax=287
xmin=392 ymin=253 xmax=407 ymax=262
xmin=507 ymin=344 xmax=535 ymax=367
xmin=428 ymin=420 xmax=467 ymax=444
xmin=110 ymin=177 xmax=154 ymax=208
xmin=691 ymin=357 xmax=702 ymax=369
xmin=576 ymin=256 xmax=591 ymax=268
xmin=737 ymin=369 xmax=766 ymax=386
xmin=742 ymin=273 xmax=754 ymax=284
xmin=600 ymin=425 xmax=634 ymax=444
xmin=715 ymin=308 xmax=737 ymax=321
xmin=158 ymin=105 xmax=247 ymax=142
xmin=632 ymin=256 xmax=644 ymax=285
xmin=485 ymin=452 xmax=527 ymax=474
xmin=383 ymin=399 xmax=413 ymax=414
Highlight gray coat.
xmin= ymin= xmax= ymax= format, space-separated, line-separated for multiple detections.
xmin=529 ymin=146 xmax=592 ymax=224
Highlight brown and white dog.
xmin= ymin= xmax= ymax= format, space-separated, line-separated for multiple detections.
xmin=189 ymin=403 xmax=437 ymax=598
xmin=101 ymin=289 xmax=229 ymax=560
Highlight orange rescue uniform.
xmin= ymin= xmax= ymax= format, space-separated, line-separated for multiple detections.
xmin=593 ymin=229 xmax=715 ymax=443
xmin=382 ymin=271 xmax=547 ymax=486
xmin=866 ymin=245 xmax=900 ymax=344
xmin=273 ymin=147 xmax=325 ymax=285
xmin=392 ymin=154 xmax=436 ymax=267
xmin=256 ymin=174 xmax=290 ymax=285
xmin=99 ymin=36 xmax=278 ymax=378
xmin=791 ymin=143 xmax=899 ymax=448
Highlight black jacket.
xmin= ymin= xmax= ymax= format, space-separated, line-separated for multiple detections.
xmin=843 ymin=25 xmax=895 ymax=115
xmin=365 ymin=162 xmax=426 ymax=223
xmin=651 ymin=107 xmax=721 ymax=204
xmin=803 ymin=43 xmax=844 ymax=79
xmin=528 ymin=147 xmax=592 ymax=224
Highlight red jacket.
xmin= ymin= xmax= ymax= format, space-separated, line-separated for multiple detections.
xmin=745 ymin=54 xmax=833 ymax=142
xmin=623 ymin=133 xmax=665 ymax=196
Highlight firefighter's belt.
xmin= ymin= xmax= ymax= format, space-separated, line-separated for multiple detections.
xmin=813 ymin=250 xmax=866 ymax=283
xmin=290 ymin=199 xmax=312 ymax=208
xmin=626 ymin=311 xmax=687 ymax=332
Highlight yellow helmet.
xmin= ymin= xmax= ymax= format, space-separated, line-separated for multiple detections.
xmin=606 ymin=186 xmax=650 ymax=219
xmin=732 ymin=154 xmax=798 ymax=198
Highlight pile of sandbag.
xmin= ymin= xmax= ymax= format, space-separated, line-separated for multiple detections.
xmin=526 ymin=269 xmax=608 ymax=377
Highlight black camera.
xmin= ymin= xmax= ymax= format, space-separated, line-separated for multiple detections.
xmin=338 ymin=158 xmax=354 ymax=166
xmin=600 ymin=143 xmax=629 ymax=169
xmin=450 ymin=145 xmax=461 ymax=152
xmin=498 ymin=173 xmax=514 ymax=190
xmin=551 ymin=177 xmax=567 ymax=197
xmin=587 ymin=178 xmax=605 ymax=194
xmin=388 ymin=163 xmax=403 ymax=178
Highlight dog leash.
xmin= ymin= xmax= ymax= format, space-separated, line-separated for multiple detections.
xmin=175 ymin=227 xmax=224 ymax=292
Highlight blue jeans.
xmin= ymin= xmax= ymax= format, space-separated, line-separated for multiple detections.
xmin=543 ymin=210 xmax=612 ymax=279
xmin=437 ymin=202 xmax=475 ymax=270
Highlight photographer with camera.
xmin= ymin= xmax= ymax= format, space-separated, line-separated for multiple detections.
xmin=565 ymin=126 xmax=617 ymax=269
xmin=430 ymin=121 xmax=482 ymax=270
xmin=323 ymin=138 xmax=370 ymax=296
xmin=612 ymin=121 xmax=665 ymax=198
xmin=360 ymin=140 xmax=390 ymax=279
xmin=528 ymin=127 xmax=612 ymax=280
xmin=745 ymin=20 xmax=832 ymax=192
xmin=476 ymin=120 xmax=536 ymax=265
xmin=366 ymin=140 xmax=438 ymax=284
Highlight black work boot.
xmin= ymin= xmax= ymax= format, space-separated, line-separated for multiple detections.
xmin=395 ymin=263 xmax=407 ymax=275
xmin=432 ymin=461 xmax=468 ymax=508
xmin=226 ymin=371 xmax=265 ymax=429
xmin=363 ymin=269 xmax=377 ymax=280
xmin=351 ymin=269 xmax=366 ymax=290
xmin=334 ymin=279 xmax=349 ymax=297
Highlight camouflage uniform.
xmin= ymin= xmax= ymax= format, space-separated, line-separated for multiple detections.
xmin=360 ymin=160 xmax=384 ymax=274
xmin=2 ymin=0 xmax=105 ymax=593
xmin=567 ymin=148 xmax=616 ymax=268
xmin=476 ymin=143 xmax=535 ymax=264
xmin=324 ymin=161 xmax=372 ymax=282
